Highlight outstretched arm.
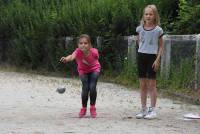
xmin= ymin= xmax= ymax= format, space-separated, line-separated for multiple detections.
xmin=60 ymin=53 xmax=76 ymax=63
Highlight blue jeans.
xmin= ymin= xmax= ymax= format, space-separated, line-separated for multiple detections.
xmin=80 ymin=72 xmax=100 ymax=107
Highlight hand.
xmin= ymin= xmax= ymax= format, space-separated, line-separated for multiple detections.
xmin=80 ymin=47 xmax=87 ymax=53
xmin=152 ymin=59 xmax=160 ymax=71
xmin=81 ymin=48 xmax=90 ymax=56
xmin=60 ymin=57 xmax=67 ymax=63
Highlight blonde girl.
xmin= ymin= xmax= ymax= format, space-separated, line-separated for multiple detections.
xmin=135 ymin=5 xmax=164 ymax=119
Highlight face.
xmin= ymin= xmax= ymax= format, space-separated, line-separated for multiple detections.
xmin=78 ymin=37 xmax=91 ymax=52
xmin=144 ymin=7 xmax=155 ymax=24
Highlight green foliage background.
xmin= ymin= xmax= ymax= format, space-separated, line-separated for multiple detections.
xmin=0 ymin=0 xmax=199 ymax=90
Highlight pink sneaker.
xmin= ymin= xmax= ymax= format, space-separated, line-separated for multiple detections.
xmin=79 ymin=107 xmax=86 ymax=118
xmin=90 ymin=105 xmax=97 ymax=118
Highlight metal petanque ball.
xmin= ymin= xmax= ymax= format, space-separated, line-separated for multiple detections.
xmin=56 ymin=87 xmax=66 ymax=94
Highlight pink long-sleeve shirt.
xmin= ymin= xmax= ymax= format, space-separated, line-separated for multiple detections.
xmin=72 ymin=48 xmax=101 ymax=75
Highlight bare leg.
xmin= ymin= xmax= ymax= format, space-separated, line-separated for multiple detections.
xmin=139 ymin=78 xmax=148 ymax=108
xmin=148 ymin=79 xmax=157 ymax=107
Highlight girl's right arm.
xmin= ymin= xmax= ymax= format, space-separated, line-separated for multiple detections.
xmin=136 ymin=26 xmax=140 ymax=46
xmin=60 ymin=53 xmax=76 ymax=63
xmin=136 ymin=35 xmax=140 ymax=46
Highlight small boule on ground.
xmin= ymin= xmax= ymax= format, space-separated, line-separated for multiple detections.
xmin=56 ymin=87 xmax=66 ymax=94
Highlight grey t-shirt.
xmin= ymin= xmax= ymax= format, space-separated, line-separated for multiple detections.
xmin=136 ymin=25 xmax=164 ymax=54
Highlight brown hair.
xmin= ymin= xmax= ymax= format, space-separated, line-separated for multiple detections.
xmin=140 ymin=4 xmax=160 ymax=26
xmin=77 ymin=34 xmax=92 ymax=47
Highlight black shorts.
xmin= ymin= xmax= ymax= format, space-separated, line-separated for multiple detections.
xmin=137 ymin=52 xmax=157 ymax=79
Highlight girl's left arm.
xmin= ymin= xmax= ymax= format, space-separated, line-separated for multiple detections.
xmin=157 ymin=37 xmax=164 ymax=62
xmin=152 ymin=37 xmax=164 ymax=71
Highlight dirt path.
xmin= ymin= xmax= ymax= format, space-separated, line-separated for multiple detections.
xmin=0 ymin=71 xmax=199 ymax=134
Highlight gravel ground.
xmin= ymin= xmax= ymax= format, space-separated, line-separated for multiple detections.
xmin=0 ymin=70 xmax=199 ymax=134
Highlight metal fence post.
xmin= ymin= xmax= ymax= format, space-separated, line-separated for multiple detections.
xmin=195 ymin=34 xmax=200 ymax=90
xmin=161 ymin=35 xmax=171 ymax=79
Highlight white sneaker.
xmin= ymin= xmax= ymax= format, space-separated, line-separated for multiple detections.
xmin=136 ymin=107 xmax=148 ymax=119
xmin=144 ymin=107 xmax=157 ymax=119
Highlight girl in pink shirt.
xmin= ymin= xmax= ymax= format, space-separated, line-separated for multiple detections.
xmin=60 ymin=34 xmax=101 ymax=118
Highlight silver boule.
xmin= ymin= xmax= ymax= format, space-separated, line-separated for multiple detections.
xmin=56 ymin=87 xmax=66 ymax=94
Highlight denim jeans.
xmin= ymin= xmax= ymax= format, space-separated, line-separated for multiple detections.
xmin=80 ymin=72 xmax=100 ymax=107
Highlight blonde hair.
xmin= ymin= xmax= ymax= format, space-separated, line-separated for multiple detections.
xmin=77 ymin=34 xmax=92 ymax=47
xmin=140 ymin=4 xmax=160 ymax=26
